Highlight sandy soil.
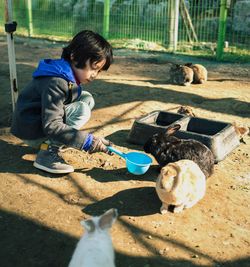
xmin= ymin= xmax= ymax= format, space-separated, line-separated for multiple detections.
xmin=0 ymin=35 xmax=250 ymax=267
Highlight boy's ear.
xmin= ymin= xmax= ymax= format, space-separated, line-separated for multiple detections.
xmin=70 ymin=53 xmax=74 ymax=61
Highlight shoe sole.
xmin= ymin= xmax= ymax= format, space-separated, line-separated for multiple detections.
xmin=33 ymin=162 xmax=74 ymax=174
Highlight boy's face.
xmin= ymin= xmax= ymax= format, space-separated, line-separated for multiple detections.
xmin=71 ymin=59 xmax=106 ymax=84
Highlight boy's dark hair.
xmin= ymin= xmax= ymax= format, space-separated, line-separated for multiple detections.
xmin=61 ymin=30 xmax=113 ymax=70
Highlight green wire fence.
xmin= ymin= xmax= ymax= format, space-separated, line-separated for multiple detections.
xmin=1 ymin=0 xmax=250 ymax=61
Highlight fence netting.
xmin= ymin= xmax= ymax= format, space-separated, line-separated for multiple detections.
xmin=0 ymin=0 xmax=249 ymax=60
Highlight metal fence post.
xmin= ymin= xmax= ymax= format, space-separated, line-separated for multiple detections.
xmin=27 ymin=0 xmax=33 ymax=37
xmin=103 ymin=0 xmax=110 ymax=38
xmin=4 ymin=0 xmax=18 ymax=112
xmin=217 ymin=0 xmax=229 ymax=60
xmin=174 ymin=0 xmax=180 ymax=52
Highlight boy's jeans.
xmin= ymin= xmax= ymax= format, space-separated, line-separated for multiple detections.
xmin=24 ymin=91 xmax=95 ymax=149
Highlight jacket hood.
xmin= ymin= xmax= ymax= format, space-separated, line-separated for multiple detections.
xmin=32 ymin=58 xmax=76 ymax=83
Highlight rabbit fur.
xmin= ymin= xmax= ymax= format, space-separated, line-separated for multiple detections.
xmin=170 ymin=64 xmax=194 ymax=86
xmin=156 ymin=159 xmax=206 ymax=214
xmin=185 ymin=63 xmax=208 ymax=84
xmin=68 ymin=208 xmax=118 ymax=267
xmin=143 ymin=124 xmax=214 ymax=178
xmin=177 ymin=105 xmax=196 ymax=117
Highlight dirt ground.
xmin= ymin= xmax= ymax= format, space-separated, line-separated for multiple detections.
xmin=0 ymin=35 xmax=249 ymax=267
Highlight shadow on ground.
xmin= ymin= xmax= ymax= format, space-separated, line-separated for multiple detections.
xmin=89 ymin=79 xmax=250 ymax=118
xmin=0 ymin=209 xmax=75 ymax=267
xmin=0 ymin=139 xmax=67 ymax=178
xmin=1 ymin=209 xmax=249 ymax=267
xmin=83 ymin=186 xmax=161 ymax=217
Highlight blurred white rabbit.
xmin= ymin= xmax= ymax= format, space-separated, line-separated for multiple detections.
xmin=68 ymin=208 xmax=118 ymax=267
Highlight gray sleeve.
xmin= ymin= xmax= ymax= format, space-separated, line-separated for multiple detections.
xmin=41 ymin=78 xmax=89 ymax=149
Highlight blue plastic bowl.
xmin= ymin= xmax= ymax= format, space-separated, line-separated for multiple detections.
xmin=125 ymin=152 xmax=152 ymax=175
xmin=107 ymin=146 xmax=152 ymax=175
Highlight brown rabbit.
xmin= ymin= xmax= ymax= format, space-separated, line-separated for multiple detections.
xmin=156 ymin=159 xmax=206 ymax=214
xmin=177 ymin=105 xmax=196 ymax=117
xmin=232 ymin=122 xmax=250 ymax=144
xmin=170 ymin=64 xmax=194 ymax=86
xmin=185 ymin=63 xmax=208 ymax=84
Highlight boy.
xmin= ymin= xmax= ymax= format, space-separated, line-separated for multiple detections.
xmin=11 ymin=30 xmax=113 ymax=174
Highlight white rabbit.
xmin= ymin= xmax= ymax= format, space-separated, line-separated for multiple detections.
xmin=156 ymin=159 xmax=206 ymax=214
xmin=68 ymin=208 xmax=118 ymax=267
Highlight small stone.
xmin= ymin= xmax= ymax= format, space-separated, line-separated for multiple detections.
xmin=191 ymin=254 xmax=199 ymax=258
xmin=147 ymin=235 xmax=153 ymax=239
xmin=158 ymin=247 xmax=169 ymax=255
xmin=159 ymin=249 xmax=164 ymax=255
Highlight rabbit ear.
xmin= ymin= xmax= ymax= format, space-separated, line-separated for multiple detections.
xmin=81 ymin=219 xmax=95 ymax=233
xmin=175 ymin=64 xmax=182 ymax=70
xmin=160 ymin=164 xmax=178 ymax=191
xmin=185 ymin=62 xmax=193 ymax=67
xmin=165 ymin=124 xmax=181 ymax=136
xmin=171 ymin=64 xmax=179 ymax=70
xmin=98 ymin=209 xmax=118 ymax=230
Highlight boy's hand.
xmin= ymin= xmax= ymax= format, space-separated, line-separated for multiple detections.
xmin=89 ymin=136 xmax=113 ymax=154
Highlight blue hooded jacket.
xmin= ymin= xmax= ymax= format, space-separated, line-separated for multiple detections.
xmin=32 ymin=58 xmax=82 ymax=101
xmin=33 ymin=58 xmax=76 ymax=82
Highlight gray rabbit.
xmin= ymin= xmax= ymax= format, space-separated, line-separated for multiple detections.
xmin=170 ymin=64 xmax=194 ymax=86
